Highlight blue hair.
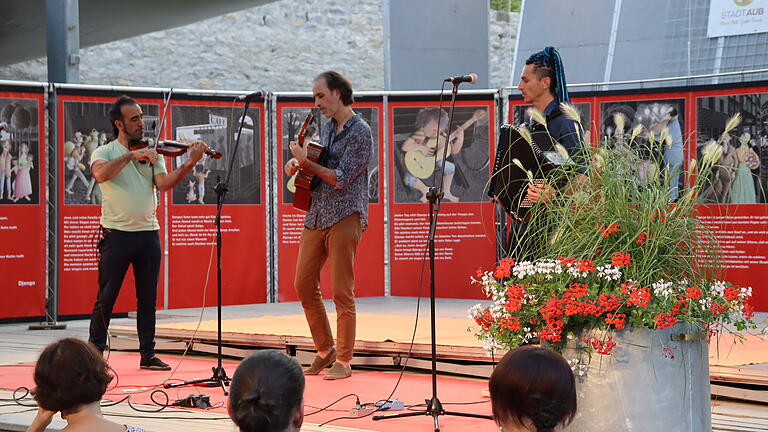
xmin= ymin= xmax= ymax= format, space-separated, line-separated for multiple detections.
xmin=525 ymin=46 xmax=570 ymax=104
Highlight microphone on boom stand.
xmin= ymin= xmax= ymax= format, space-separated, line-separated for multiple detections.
xmin=374 ymin=73 xmax=492 ymax=430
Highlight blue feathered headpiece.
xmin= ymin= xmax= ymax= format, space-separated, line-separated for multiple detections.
xmin=525 ymin=46 xmax=570 ymax=104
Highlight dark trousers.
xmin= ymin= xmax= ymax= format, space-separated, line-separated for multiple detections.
xmin=88 ymin=228 xmax=161 ymax=360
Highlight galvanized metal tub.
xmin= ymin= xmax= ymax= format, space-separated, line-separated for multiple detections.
xmin=560 ymin=323 xmax=710 ymax=432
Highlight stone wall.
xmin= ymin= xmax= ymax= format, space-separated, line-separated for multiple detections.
xmin=0 ymin=0 xmax=518 ymax=91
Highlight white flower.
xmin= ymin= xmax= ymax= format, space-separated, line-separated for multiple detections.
xmin=467 ymin=303 xmax=484 ymax=320
xmin=652 ymin=280 xmax=675 ymax=297
xmin=710 ymin=280 xmax=727 ymax=297
xmin=521 ymin=327 xmax=537 ymax=344
xmin=567 ymin=358 xmax=589 ymax=377
xmin=483 ymin=338 xmax=504 ymax=355
xmin=596 ymin=265 xmax=622 ymax=280
xmin=512 ymin=261 xmax=536 ymax=278
xmin=566 ymin=267 xmax=589 ymax=278
xmin=532 ymin=259 xmax=563 ymax=277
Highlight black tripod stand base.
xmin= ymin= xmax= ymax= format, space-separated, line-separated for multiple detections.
xmin=163 ymin=366 xmax=231 ymax=395
xmin=373 ymin=397 xmax=492 ymax=431
xmin=373 ymin=410 xmax=492 ymax=421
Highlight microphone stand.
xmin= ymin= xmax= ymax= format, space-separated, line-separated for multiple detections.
xmin=374 ymin=82 xmax=492 ymax=430
xmin=165 ymin=97 xmax=256 ymax=395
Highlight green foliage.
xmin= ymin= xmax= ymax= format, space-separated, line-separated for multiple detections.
xmin=469 ymin=105 xmax=760 ymax=354
xmin=490 ymin=0 xmax=522 ymax=13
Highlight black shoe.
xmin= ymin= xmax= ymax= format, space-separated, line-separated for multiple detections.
xmin=140 ymin=356 xmax=171 ymax=371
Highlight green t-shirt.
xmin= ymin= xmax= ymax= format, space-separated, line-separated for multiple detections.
xmin=90 ymin=140 xmax=168 ymax=231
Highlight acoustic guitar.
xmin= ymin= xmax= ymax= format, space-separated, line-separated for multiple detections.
xmin=291 ymin=114 xmax=325 ymax=211
xmin=404 ymin=109 xmax=486 ymax=179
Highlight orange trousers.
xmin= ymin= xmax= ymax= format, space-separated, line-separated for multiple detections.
xmin=294 ymin=213 xmax=362 ymax=362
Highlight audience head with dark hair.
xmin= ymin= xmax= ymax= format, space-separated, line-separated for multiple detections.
xmin=28 ymin=338 xmax=145 ymax=432
xmin=489 ymin=345 xmax=577 ymax=432
xmin=228 ymin=350 xmax=305 ymax=432
xmin=33 ymin=338 xmax=112 ymax=413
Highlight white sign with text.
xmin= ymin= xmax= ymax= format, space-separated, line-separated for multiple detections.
xmin=708 ymin=0 xmax=768 ymax=37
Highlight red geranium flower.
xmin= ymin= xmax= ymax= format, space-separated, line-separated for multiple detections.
xmin=598 ymin=223 xmax=620 ymax=238
xmin=611 ymin=252 xmax=631 ymax=267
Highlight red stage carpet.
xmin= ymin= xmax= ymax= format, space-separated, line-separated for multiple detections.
xmin=0 ymin=353 xmax=495 ymax=432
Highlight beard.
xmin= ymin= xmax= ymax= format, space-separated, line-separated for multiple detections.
xmin=124 ymin=128 xmax=144 ymax=141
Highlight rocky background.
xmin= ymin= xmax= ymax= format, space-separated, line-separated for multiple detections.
xmin=0 ymin=0 xmax=519 ymax=91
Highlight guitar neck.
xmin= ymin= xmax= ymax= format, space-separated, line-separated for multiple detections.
xmin=455 ymin=113 xmax=483 ymax=132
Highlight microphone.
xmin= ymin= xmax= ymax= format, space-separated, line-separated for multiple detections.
xmin=237 ymin=91 xmax=264 ymax=101
xmin=444 ymin=73 xmax=478 ymax=84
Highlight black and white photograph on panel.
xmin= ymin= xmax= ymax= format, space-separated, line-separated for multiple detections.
xmin=392 ymin=105 xmax=490 ymax=204
xmin=62 ymin=101 xmax=159 ymax=205
xmin=600 ymin=99 xmax=686 ymax=202
xmin=281 ymin=107 xmax=380 ymax=205
xmin=697 ymin=93 xmax=768 ymax=204
xmin=170 ymin=105 xmax=261 ymax=205
xmin=0 ymin=99 xmax=40 ymax=204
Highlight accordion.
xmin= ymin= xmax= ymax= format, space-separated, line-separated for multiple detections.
xmin=488 ymin=124 xmax=568 ymax=222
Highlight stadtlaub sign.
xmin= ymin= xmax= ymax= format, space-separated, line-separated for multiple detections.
xmin=708 ymin=0 xmax=768 ymax=37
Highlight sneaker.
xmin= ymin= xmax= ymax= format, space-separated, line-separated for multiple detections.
xmin=322 ymin=362 xmax=352 ymax=380
xmin=303 ymin=347 xmax=336 ymax=375
xmin=140 ymin=356 xmax=171 ymax=371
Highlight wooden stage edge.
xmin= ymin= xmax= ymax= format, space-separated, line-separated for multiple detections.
xmin=109 ymin=325 xmax=499 ymax=378
xmin=116 ymin=327 xmax=488 ymax=360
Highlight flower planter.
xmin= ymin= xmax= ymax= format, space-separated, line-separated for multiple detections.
xmin=560 ymin=323 xmax=710 ymax=432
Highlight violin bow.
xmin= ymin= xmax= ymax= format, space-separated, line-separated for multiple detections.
xmin=146 ymin=88 xmax=173 ymax=188
xmin=154 ymin=87 xmax=174 ymax=149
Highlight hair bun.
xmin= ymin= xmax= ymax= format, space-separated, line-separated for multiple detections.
xmin=234 ymin=390 xmax=274 ymax=432
xmin=527 ymin=395 xmax=565 ymax=430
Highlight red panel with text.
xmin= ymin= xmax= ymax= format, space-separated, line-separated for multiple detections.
xmin=388 ymin=99 xmax=496 ymax=298
xmin=0 ymin=89 xmax=46 ymax=319
xmin=165 ymin=98 xmax=268 ymax=308
xmin=690 ymin=86 xmax=768 ymax=311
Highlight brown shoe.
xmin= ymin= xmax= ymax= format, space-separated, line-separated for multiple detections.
xmin=322 ymin=362 xmax=352 ymax=380
xmin=304 ymin=348 xmax=336 ymax=375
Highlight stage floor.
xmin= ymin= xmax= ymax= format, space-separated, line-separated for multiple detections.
xmin=1 ymin=298 xmax=766 ymax=431
xmin=111 ymin=297 xmax=768 ymax=377
xmin=111 ymin=297 xmax=489 ymax=363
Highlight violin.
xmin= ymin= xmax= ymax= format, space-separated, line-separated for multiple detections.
xmin=129 ymin=138 xmax=222 ymax=159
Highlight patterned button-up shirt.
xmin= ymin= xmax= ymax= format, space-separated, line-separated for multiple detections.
xmin=304 ymin=113 xmax=372 ymax=231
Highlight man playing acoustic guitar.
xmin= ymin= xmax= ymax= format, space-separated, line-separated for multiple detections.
xmin=285 ymin=71 xmax=373 ymax=380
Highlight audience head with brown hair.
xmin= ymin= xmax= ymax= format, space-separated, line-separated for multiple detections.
xmin=489 ymin=345 xmax=577 ymax=432
xmin=28 ymin=338 xmax=144 ymax=432
xmin=228 ymin=350 xmax=305 ymax=432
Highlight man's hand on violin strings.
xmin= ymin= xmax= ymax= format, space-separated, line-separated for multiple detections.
xmin=187 ymin=141 xmax=207 ymax=163
xmin=131 ymin=147 xmax=158 ymax=164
